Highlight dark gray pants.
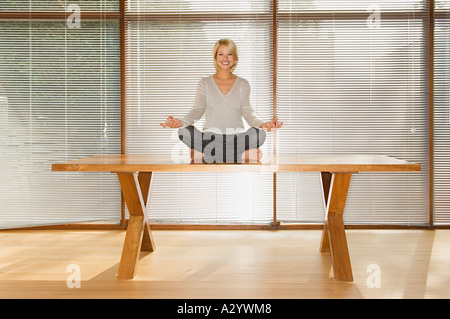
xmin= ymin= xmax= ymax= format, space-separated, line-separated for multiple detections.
xmin=178 ymin=125 xmax=266 ymax=163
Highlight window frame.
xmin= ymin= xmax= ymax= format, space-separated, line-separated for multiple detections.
xmin=0 ymin=0 xmax=440 ymax=228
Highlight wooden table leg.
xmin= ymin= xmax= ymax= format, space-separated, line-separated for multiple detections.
xmin=319 ymin=172 xmax=332 ymax=253
xmin=137 ymin=172 xmax=155 ymax=252
xmin=319 ymin=172 xmax=353 ymax=282
xmin=116 ymin=172 xmax=155 ymax=279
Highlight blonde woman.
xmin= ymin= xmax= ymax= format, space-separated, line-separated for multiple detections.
xmin=161 ymin=38 xmax=283 ymax=163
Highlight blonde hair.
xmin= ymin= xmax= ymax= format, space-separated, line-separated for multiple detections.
xmin=213 ymin=38 xmax=239 ymax=73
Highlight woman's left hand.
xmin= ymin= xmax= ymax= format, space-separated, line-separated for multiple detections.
xmin=260 ymin=117 xmax=283 ymax=132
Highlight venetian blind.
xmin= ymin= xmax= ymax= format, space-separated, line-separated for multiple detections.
xmin=1 ymin=1 xmax=118 ymax=11
xmin=0 ymin=16 xmax=121 ymax=229
xmin=433 ymin=0 xmax=450 ymax=225
xmin=124 ymin=1 xmax=275 ymax=224
xmin=276 ymin=0 xmax=429 ymax=225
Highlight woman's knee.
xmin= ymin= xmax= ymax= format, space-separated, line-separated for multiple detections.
xmin=178 ymin=125 xmax=207 ymax=153
xmin=237 ymin=127 xmax=266 ymax=150
xmin=178 ymin=125 xmax=194 ymax=142
xmin=248 ymin=127 xmax=266 ymax=148
xmin=256 ymin=128 xmax=266 ymax=147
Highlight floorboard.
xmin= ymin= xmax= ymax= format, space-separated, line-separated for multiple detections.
xmin=0 ymin=229 xmax=448 ymax=299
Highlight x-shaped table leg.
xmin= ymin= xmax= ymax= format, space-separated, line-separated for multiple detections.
xmin=319 ymin=172 xmax=353 ymax=282
xmin=116 ymin=172 xmax=155 ymax=279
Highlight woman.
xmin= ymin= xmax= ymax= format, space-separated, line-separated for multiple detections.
xmin=161 ymin=38 xmax=283 ymax=163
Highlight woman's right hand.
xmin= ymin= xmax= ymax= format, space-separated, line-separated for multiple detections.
xmin=160 ymin=116 xmax=182 ymax=128
xmin=260 ymin=117 xmax=283 ymax=132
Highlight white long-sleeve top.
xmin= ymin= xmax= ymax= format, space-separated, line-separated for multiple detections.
xmin=180 ymin=75 xmax=265 ymax=134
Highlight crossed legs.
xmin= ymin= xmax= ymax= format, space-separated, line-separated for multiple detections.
xmin=178 ymin=125 xmax=267 ymax=163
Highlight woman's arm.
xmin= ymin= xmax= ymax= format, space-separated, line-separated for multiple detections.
xmin=179 ymin=79 xmax=207 ymax=127
xmin=241 ymin=81 xmax=265 ymax=128
xmin=161 ymin=79 xmax=207 ymax=129
xmin=241 ymin=80 xmax=283 ymax=131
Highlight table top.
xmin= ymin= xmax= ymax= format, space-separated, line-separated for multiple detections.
xmin=52 ymin=153 xmax=421 ymax=173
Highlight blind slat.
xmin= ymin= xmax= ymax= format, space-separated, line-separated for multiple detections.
xmin=275 ymin=2 xmax=429 ymax=225
xmin=433 ymin=15 xmax=450 ymax=225
xmin=124 ymin=16 xmax=275 ymax=224
xmin=0 ymin=18 xmax=121 ymax=229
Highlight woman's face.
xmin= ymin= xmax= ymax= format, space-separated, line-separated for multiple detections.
xmin=215 ymin=45 xmax=235 ymax=71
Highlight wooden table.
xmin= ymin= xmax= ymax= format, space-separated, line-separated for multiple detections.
xmin=52 ymin=153 xmax=421 ymax=281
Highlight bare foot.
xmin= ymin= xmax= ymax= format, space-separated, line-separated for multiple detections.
xmin=190 ymin=149 xmax=204 ymax=164
xmin=241 ymin=149 xmax=263 ymax=163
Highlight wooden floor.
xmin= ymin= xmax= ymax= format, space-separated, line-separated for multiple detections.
xmin=0 ymin=228 xmax=449 ymax=299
